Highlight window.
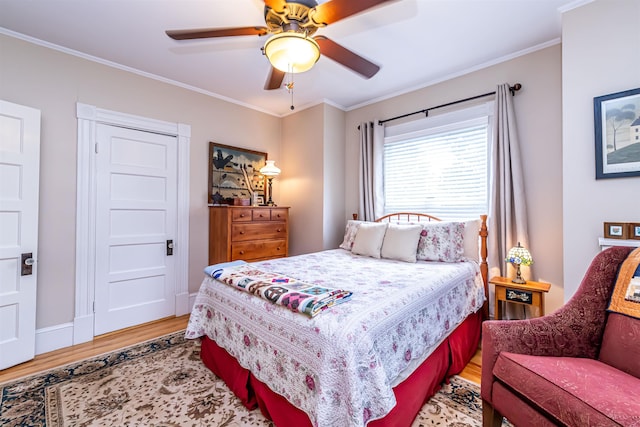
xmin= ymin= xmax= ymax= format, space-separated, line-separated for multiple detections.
xmin=383 ymin=103 xmax=492 ymax=221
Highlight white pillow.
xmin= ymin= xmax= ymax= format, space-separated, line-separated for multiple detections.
xmin=380 ymin=224 xmax=423 ymax=263
xmin=351 ymin=222 xmax=388 ymax=258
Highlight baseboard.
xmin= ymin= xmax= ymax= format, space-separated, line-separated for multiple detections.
xmin=189 ymin=292 xmax=198 ymax=312
xmin=35 ymin=322 xmax=74 ymax=355
xmin=176 ymin=292 xmax=190 ymax=316
xmin=35 ymin=298 xmax=197 ymax=356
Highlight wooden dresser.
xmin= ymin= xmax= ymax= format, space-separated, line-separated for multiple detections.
xmin=208 ymin=206 xmax=289 ymax=265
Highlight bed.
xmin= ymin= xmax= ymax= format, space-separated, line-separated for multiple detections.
xmin=186 ymin=213 xmax=489 ymax=426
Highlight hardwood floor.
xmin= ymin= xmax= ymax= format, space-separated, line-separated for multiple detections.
xmin=459 ymin=347 xmax=482 ymax=384
xmin=0 ymin=315 xmax=189 ymax=384
xmin=0 ymin=314 xmax=482 ymax=385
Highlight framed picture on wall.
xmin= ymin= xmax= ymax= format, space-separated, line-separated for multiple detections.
xmin=629 ymin=223 xmax=640 ymax=240
xmin=208 ymin=142 xmax=267 ymax=205
xmin=594 ymin=87 xmax=640 ymax=179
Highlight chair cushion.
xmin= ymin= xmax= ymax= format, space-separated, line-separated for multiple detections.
xmin=599 ymin=312 xmax=640 ymax=378
xmin=493 ymin=352 xmax=640 ymax=426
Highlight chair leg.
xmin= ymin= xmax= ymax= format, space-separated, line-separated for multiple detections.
xmin=482 ymin=399 xmax=504 ymax=427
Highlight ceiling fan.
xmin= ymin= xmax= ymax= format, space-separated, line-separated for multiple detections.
xmin=166 ymin=0 xmax=396 ymax=90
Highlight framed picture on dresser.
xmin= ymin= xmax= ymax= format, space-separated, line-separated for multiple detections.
xmin=208 ymin=142 xmax=267 ymax=205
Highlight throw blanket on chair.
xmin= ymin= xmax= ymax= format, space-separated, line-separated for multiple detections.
xmin=608 ymin=247 xmax=640 ymax=319
xmin=206 ymin=262 xmax=352 ymax=317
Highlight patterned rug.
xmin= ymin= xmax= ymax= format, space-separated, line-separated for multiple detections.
xmin=0 ymin=331 xmax=503 ymax=426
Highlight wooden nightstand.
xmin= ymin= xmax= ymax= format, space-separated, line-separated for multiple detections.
xmin=490 ymin=276 xmax=551 ymax=320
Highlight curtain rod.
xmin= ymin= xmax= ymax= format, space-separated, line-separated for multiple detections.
xmin=376 ymin=83 xmax=522 ymax=126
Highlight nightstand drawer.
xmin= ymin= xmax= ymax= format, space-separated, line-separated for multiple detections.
xmin=232 ymin=239 xmax=287 ymax=260
xmin=231 ymin=222 xmax=287 ymax=242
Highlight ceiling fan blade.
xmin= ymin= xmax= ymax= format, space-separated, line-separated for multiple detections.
xmin=166 ymin=26 xmax=269 ymax=40
xmin=315 ymin=36 xmax=380 ymax=79
xmin=310 ymin=0 xmax=396 ymax=26
xmin=263 ymin=0 xmax=287 ymax=13
xmin=264 ymin=67 xmax=286 ymax=90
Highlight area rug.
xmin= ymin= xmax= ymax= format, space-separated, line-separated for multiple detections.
xmin=0 ymin=331 xmax=506 ymax=426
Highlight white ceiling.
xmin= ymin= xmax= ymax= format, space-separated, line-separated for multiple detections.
xmin=0 ymin=0 xmax=578 ymax=116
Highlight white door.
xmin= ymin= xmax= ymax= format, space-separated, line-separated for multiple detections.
xmin=0 ymin=100 xmax=40 ymax=369
xmin=94 ymin=124 xmax=177 ymax=335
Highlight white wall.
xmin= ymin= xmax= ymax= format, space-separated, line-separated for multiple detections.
xmin=561 ymin=0 xmax=640 ymax=298
xmin=0 ymin=34 xmax=282 ymax=330
xmin=345 ymin=45 xmax=565 ymax=314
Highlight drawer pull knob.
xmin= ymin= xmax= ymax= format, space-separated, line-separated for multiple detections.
xmin=276 ymin=247 xmax=281 ymax=251
xmin=277 ymin=229 xmax=282 ymax=232
xmin=240 ymin=231 xmax=245 ymax=234
xmin=239 ymin=251 xmax=245 ymax=255
xmin=240 ymin=214 xmax=245 ymax=218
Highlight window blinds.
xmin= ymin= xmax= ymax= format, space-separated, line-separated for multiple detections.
xmin=383 ymin=118 xmax=489 ymax=221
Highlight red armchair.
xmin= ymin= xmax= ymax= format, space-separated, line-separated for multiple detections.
xmin=482 ymin=246 xmax=640 ymax=426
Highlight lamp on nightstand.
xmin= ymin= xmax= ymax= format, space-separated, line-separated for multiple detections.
xmin=259 ymin=160 xmax=281 ymax=206
xmin=505 ymin=242 xmax=533 ymax=284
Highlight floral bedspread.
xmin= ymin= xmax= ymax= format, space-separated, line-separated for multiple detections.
xmin=186 ymin=249 xmax=485 ymax=427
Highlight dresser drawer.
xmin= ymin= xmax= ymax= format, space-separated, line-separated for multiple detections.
xmin=232 ymin=208 xmax=253 ymax=222
xmin=232 ymin=239 xmax=287 ymax=260
xmin=252 ymin=209 xmax=271 ymax=221
xmin=232 ymin=222 xmax=287 ymax=242
xmin=270 ymin=208 xmax=288 ymax=221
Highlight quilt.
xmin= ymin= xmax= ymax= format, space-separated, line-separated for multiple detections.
xmin=186 ymin=249 xmax=485 ymax=427
xmin=208 ymin=263 xmax=352 ymax=317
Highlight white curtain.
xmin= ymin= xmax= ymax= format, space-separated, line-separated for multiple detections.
xmin=358 ymin=121 xmax=385 ymax=221
xmin=488 ymin=83 xmax=532 ymax=318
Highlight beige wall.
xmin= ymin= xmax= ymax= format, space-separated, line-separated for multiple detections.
xmin=322 ymin=104 xmax=346 ymax=249
xmin=280 ymin=105 xmax=324 ymax=255
xmin=561 ymin=0 xmax=640 ymax=298
xmin=0 ymin=34 xmax=282 ymax=329
xmin=280 ymin=103 xmax=346 ymax=254
xmin=344 ymin=45 xmax=565 ymax=314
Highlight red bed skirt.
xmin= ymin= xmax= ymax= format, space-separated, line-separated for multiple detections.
xmin=199 ymin=310 xmax=481 ymax=426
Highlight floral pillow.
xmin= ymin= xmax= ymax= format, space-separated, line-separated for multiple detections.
xmin=339 ymin=220 xmax=364 ymax=251
xmin=416 ymin=221 xmax=465 ymax=262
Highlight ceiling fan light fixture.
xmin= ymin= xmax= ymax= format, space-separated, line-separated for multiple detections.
xmin=264 ymin=32 xmax=320 ymax=73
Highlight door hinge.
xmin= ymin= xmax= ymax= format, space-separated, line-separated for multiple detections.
xmin=95 ymin=142 xmax=98 ymax=154
xmin=93 ymin=301 xmax=95 ymax=313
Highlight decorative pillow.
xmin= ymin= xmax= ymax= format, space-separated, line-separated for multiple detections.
xmin=339 ymin=220 xmax=364 ymax=251
xmin=416 ymin=221 xmax=465 ymax=262
xmin=351 ymin=222 xmax=388 ymax=258
xmin=380 ymin=224 xmax=423 ymax=263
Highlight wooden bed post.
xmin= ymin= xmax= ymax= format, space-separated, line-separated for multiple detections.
xmin=480 ymin=214 xmax=489 ymax=320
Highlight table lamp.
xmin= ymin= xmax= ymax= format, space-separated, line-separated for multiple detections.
xmin=259 ymin=160 xmax=281 ymax=206
xmin=505 ymin=242 xmax=533 ymax=284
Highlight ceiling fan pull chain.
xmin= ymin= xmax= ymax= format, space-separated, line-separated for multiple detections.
xmin=287 ymin=63 xmax=295 ymax=110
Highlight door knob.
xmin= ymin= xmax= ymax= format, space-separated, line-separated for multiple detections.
xmin=21 ymin=253 xmax=34 ymax=276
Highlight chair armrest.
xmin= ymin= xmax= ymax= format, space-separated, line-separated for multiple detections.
xmin=481 ymin=246 xmax=633 ymax=402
